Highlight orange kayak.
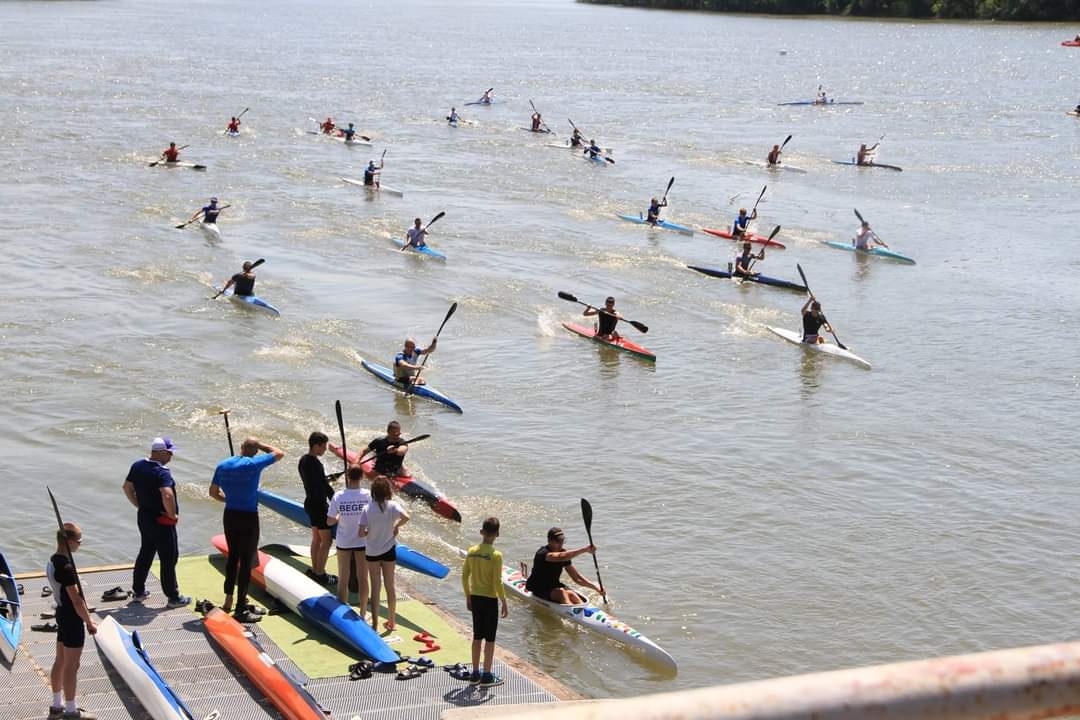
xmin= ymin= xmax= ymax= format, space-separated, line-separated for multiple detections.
xmin=701 ymin=227 xmax=786 ymax=249
xmin=562 ymin=322 xmax=655 ymax=362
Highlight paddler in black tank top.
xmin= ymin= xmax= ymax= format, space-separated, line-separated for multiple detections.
xmin=524 ymin=527 xmax=602 ymax=604
xmin=801 ymin=296 xmax=832 ymax=344
xmin=582 ymin=296 xmax=623 ymax=341
xmin=222 ymin=261 xmax=258 ymax=297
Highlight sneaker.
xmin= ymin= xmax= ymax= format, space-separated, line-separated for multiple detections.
xmin=468 ymin=670 xmax=481 ymax=685
xmin=132 ymin=591 xmax=151 ymax=602
xmin=245 ymin=604 xmax=267 ymax=616
xmin=479 ymin=673 xmax=503 ymax=687
xmin=233 ymin=609 xmax=263 ymax=624
xmin=62 ymin=709 xmax=97 ymax=719
xmin=166 ymin=595 xmax=191 ymax=608
xmin=48 ymin=706 xmax=63 ymax=719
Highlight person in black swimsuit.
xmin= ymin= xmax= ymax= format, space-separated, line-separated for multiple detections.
xmin=582 ymin=297 xmax=624 ymax=341
xmin=222 ymin=261 xmax=257 ymax=297
xmin=524 ymin=527 xmax=602 ymax=605
xmin=801 ymin=296 xmax=832 ymax=344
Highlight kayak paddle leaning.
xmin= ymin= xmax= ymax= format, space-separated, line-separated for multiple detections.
xmin=526 ymin=99 xmax=555 ymax=134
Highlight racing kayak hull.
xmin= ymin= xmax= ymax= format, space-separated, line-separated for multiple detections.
xmin=203 ymin=608 xmax=327 ymax=720
xmin=822 ymin=240 xmax=915 ymax=264
xmin=256 ymin=490 xmax=450 ymax=578
xmin=95 ymin=616 xmax=197 ymax=720
xmin=200 ymin=221 xmax=221 ymax=242
xmin=334 ymin=136 xmax=373 ymax=147
xmin=1062 ymin=40 xmax=1080 ymax=46
xmin=545 ymin=142 xmax=611 ymax=153
xmin=359 ymin=358 xmax=463 ymax=413
xmin=211 ymin=534 xmax=400 ymax=663
xmin=149 ymin=160 xmax=207 ymax=170
xmin=0 ymin=551 xmax=23 ymax=663
xmin=562 ymin=322 xmax=655 ymax=362
xmin=392 ymin=238 xmax=446 ymax=260
xmin=831 ymin=160 xmax=903 ymax=172
xmin=341 ymin=177 xmax=404 ymax=197
xmin=743 ymin=159 xmax=807 ymax=174
xmin=767 ymin=326 xmax=872 ymax=370
xmin=616 ymin=213 xmax=694 ymax=236
xmin=687 ymin=265 xmax=807 ymax=291
xmin=520 ymin=127 xmax=554 ymax=134
xmin=701 ymin=227 xmax=786 ymax=249
xmin=329 ymin=444 xmax=461 ymax=522
xmin=215 ymin=288 xmax=281 ymax=317
xmin=777 ymin=100 xmax=863 ymax=106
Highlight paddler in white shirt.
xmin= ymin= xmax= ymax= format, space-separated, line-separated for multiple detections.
xmin=403 ymin=218 xmax=429 ymax=251
xmin=854 ymin=220 xmax=888 ymax=250
xmin=856 ymin=142 xmax=880 ymax=166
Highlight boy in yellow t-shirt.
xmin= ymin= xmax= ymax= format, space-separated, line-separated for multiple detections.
xmin=461 ymin=517 xmax=509 ymax=687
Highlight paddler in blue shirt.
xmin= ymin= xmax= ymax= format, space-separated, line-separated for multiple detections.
xmin=363 ymin=159 xmax=382 ymax=188
xmin=394 ymin=336 xmax=438 ymax=385
xmin=734 ymin=241 xmax=764 ymax=278
xmin=731 ymin=207 xmax=757 ymax=240
xmin=584 ymin=139 xmax=602 ymax=159
xmin=645 ymin=197 xmax=667 ymax=225
xmin=341 ymin=123 xmax=357 ymax=142
xmin=582 ymin=297 xmax=623 ymax=341
xmin=187 ymin=197 xmax=223 ymax=227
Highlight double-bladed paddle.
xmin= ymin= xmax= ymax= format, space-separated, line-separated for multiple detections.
xmin=580 ymin=498 xmax=607 ymax=605
xmin=331 ymin=433 xmax=433 ymax=479
xmin=780 ymin=134 xmax=793 ymax=151
xmin=406 ymin=302 xmax=458 ymax=393
xmin=529 ymin=99 xmax=555 ymax=135
xmin=853 ymin=208 xmax=889 ymax=248
xmin=557 ymin=292 xmax=648 ymax=334
xmin=223 ymin=107 xmax=249 ymax=134
xmin=210 ymin=258 xmax=265 ymax=299
xmin=796 ymin=263 xmax=848 ymax=350
xmin=176 ymin=203 xmax=231 ymax=229
xmin=568 ymin=118 xmax=615 ymax=164
xmin=739 ymin=225 xmax=781 ymax=282
xmin=148 ymin=144 xmax=190 ymax=167
xmin=218 ymin=409 xmax=235 ymax=455
xmin=401 ymin=211 xmax=446 ymax=251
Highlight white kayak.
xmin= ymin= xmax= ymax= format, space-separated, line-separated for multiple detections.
xmin=199 ymin=222 xmax=221 ymax=241
xmin=743 ymin=159 xmax=808 ymax=174
xmin=148 ymin=160 xmax=206 ymax=171
xmin=767 ymin=326 xmax=872 ymax=369
xmin=341 ymin=177 xmax=404 ymax=197
xmin=544 ymin=141 xmax=612 ymax=153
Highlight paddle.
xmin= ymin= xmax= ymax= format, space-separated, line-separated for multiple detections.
xmin=645 ymin=177 xmax=675 ymax=226
xmin=853 ymin=208 xmax=889 ymax=248
xmin=580 ymin=498 xmax=607 ymax=605
xmin=780 ymin=134 xmax=793 ymax=151
xmin=210 ymin=258 xmax=265 ymax=299
xmin=568 ymin=118 xmax=615 ymax=163
xmin=401 ymin=211 xmax=446 ymax=251
xmin=218 ymin=409 xmax=235 ymax=456
xmin=338 ymin=433 xmax=433 ymax=475
xmin=529 ymin=99 xmax=555 ymax=135
xmin=796 ymin=263 xmax=848 ymax=350
xmin=407 ymin=302 xmax=458 ymax=393
xmin=335 ymin=400 xmax=348 ymax=477
xmin=47 ymin=487 xmax=85 ymax=600
xmin=148 ymin=144 xmax=190 ymax=167
xmin=739 ymin=225 xmax=781 ymax=282
xmin=176 ymin=203 xmax=231 ymax=230
xmin=557 ymin=292 xmax=648 ymax=334
xmin=223 ymin=108 xmax=249 ymax=134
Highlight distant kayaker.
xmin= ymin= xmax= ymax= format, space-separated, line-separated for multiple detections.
xmin=767 ymin=144 xmax=782 ymax=165
xmin=363 ymin=159 xmax=382 ymax=188
xmin=731 ymin=207 xmax=757 ymax=240
xmin=801 ymin=296 xmax=833 ymax=345
xmin=734 ymin=241 xmax=764 ymax=277
xmin=123 ymin=436 xmax=190 ymax=608
xmin=161 ymin=142 xmax=180 ymax=163
xmin=570 ymin=128 xmax=584 ymax=147
xmin=221 ymin=261 xmax=258 ymax=298
xmin=341 ymin=122 xmax=357 ymax=142
xmin=645 ymin=197 xmax=667 ymax=225
xmin=403 ymin=218 xmax=429 ymax=250
xmin=480 ymin=89 xmax=494 ymax=104
xmin=461 ymin=517 xmax=509 ymax=687
xmin=856 ymin=142 xmax=880 ymax=166
xmin=226 ymin=117 xmax=241 ymax=133
xmin=582 ymin=296 xmax=622 ymax=341
xmin=327 ymin=465 xmax=370 ymax=610
xmin=524 ymin=527 xmax=602 ymax=605
xmin=816 ymin=88 xmax=828 ymax=104
xmin=394 ymin=336 xmax=438 ymax=385
xmin=299 ymin=431 xmax=336 ymax=587
xmin=209 ymin=436 xmax=285 ymax=623
xmin=584 ymin=139 xmax=602 ymax=159
xmin=47 ymin=523 xmax=97 ymax=720
xmin=358 ymin=476 xmax=410 ymax=632
xmin=367 ymin=420 xmax=410 ymax=478
xmin=447 ymin=107 xmax=460 ymax=125
xmin=189 ymin=197 xmax=222 ymax=227
xmin=320 ymin=117 xmax=336 ymax=135
xmin=854 ymin=220 xmax=888 ymax=250
xmin=531 ymin=111 xmax=544 ymax=132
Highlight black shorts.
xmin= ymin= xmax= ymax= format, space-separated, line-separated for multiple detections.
xmin=470 ymin=595 xmax=499 ymax=642
xmin=56 ymin=608 xmax=85 ymax=649
xmin=304 ymin=501 xmax=330 ymax=530
xmin=526 ymin=582 xmax=566 ymax=602
xmin=365 ymin=547 xmax=396 ymax=563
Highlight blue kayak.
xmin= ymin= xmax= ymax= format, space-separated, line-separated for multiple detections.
xmin=584 ymin=153 xmax=610 ymax=165
xmin=777 ymin=100 xmax=863 ymax=106
xmin=393 ymin=238 xmax=447 ymax=260
xmin=617 ymin=213 xmax=694 ymax=236
xmin=360 ymin=359 xmax=463 ymax=414
xmin=822 ymin=240 xmax=915 ymax=264
xmin=257 ymin=489 xmax=450 ymax=579
xmin=831 ymin=159 xmax=903 ymax=172
xmin=216 ymin=287 xmax=281 ymax=317
xmin=0 ymin=551 xmax=22 ymax=663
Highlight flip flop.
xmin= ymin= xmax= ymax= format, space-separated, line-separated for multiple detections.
xmin=101 ymin=587 xmax=130 ymax=601
xmin=404 ymin=656 xmax=434 ymax=668
xmin=448 ymin=667 xmax=473 ymax=681
xmin=395 ymin=666 xmax=425 ymax=681
xmin=31 ymin=622 xmax=58 ymax=632
xmin=41 ymin=586 xmax=52 ymax=597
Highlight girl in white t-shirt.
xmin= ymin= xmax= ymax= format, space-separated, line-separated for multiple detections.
xmin=358 ymin=476 xmax=410 ymax=631
xmin=327 ymin=466 xmax=372 ymax=613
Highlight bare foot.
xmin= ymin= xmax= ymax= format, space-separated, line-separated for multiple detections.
xmin=385 ymin=620 xmax=396 ymax=631
xmin=222 ymin=595 xmax=233 ymax=614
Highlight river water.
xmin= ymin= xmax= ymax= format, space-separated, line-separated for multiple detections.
xmin=2 ymin=0 xmax=1079 ymax=701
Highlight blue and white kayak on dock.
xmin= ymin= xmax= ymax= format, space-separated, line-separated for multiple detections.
xmin=359 ymin=358 xmax=463 ymax=414
xmin=215 ymin=287 xmax=281 ymax=317
xmin=392 ymin=238 xmax=447 ymax=260
xmin=822 ymin=240 xmax=915 ymax=264
xmin=617 ymin=213 xmax=694 ymax=236
xmin=0 ymin=551 xmax=23 ymax=663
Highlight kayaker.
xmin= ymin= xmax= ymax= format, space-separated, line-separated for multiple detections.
xmin=816 ymin=88 xmax=828 ymax=104
xmin=46 ymin=523 xmax=97 ymax=720
xmin=393 ymin=336 xmax=438 ymax=385
xmin=480 ymin=89 xmax=494 ymax=104
xmin=447 ymin=107 xmax=460 ymax=125
xmin=734 ymin=241 xmax=765 ymax=277
xmin=856 ymin=142 xmax=880 ymax=166
xmin=320 ymin=117 xmax=335 ymax=135
xmin=584 ymin=139 xmax=602 ymax=159
xmin=524 ymin=527 xmax=602 ymax=605
xmin=221 ymin=260 xmax=258 ymax=298
xmin=854 ymin=220 xmax=887 ymax=250
xmin=731 ymin=207 xmax=758 ymax=240
xmin=161 ymin=142 xmax=180 ymax=163
xmin=226 ymin=117 xmax=241 ymax=133
xmin=189 ymin=197 xmax=222 ymax=227
xmin=645 ymin=197 xmax=667 ymax=225
xmin=767 ymin=144 xmax=782 ymax=165
xmin=209 ymin=436 xmax=285 ymax=623
xmin=403 ymin=218 xmax=429 ymax=250
xmin=461 ymin=517 xmax=509 ymax=687
xmin=327 ymin=465 xmax=371 ymax=611
xmin=367 ymin=420 xmax=410 ymax=478
xmin=341 ymin=123 xmax=357 ymax=142
xmin=801 ymin=296 xmax=833 ymax=345
xmin=122 ymin=436 xmax=190 ymax=608
xmin=363 ymin=159 xmax=382 ymax=189
xmin=298 ymin=431 xmax=336 ymax=587
xmin=358 ymin=476 xmax=410 ymax=632
xmin=582 ymin=297 xmax=622 ymax=341
xmin=570 ymin=128 xmax=584 ymax=147
xmin=531 ymin=111 xmax=544 ymax=132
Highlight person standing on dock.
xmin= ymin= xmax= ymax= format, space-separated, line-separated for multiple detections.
xmin=525 ymin=527 xmax=602 ymax=605
xmin=122 ymin=436 xmax=190 ymax=608
xmin=327 ymin=465 xmax=371 ymax=612
xmin=461 ymin=517 xmax=508 ymax=687
xmin=209 ymin=436 xmax=284 ymax=623
xmin=358 ymin=476 xmax=409 ymax=632
xmin=299 ymin=431 xmax=335 ymax=586
xmin=47 ymin=523 xmax=97 ymax=720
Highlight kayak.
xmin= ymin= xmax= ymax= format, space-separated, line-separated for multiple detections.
xmin=257 ymin=489 xmax=451 ymax=579
xmin=822 ymin=240 xmax=916 ymax=264
xmin=359 ymin=358 xmax=463 ymax=413
xmin=329 ymin=444 xmax=461 ymax=522
xmin=616 ymin=213 xmax=694 ymax=236
xmin=545 ymin=142 xmax=612 ymax=153
xmin=687 ymin=265 xmax=807 ymax=292
xmin=341 ymin=177 xmax=404 ymax=197
xmin=455 ymin=547 xmax=676 ymax=671
xmin=149 ymin=160 xmax=207 ymax=171
xmin=743 ymin=159 xmax=808 ymax=174
xmin=701 ymin=227 xmax=787 ymax=249
xmin=211 ymin=534 xmax=400 ymax=663
xmin=520 ymin=127 xmax=554 ymax=134
xmin=95 ymin=616 xmax=202 ymax=720
xmin=200 ymin=221 xmax=221 ymax=242
xmin=0 ymin=551 xmax=22 ymax=663
xmin=392 ymin=237 xmax=446 ymax=260
xmin=831 ymin=160 xmax=903 ymax=172
xmin=585 ymin=153 xmax=611 ymax=165
xmin=464 ymin=100 xmax=498 ymax=106
xmin=777 ymin=100 xmax=863 ymax=106
xmin=203 ymin=608 xmax=327 ymax=720
xmin=767 ymin=326 xmax=872 ymax=370
xmin=1062 ymin=40 xmax=1080 ymax=46
xmin=333 ymin=136 xmax=373 ymax=147
xmin=562 ymin=322 xmax=656 ymax=362
xmin=1068 ymin=111 xmax=1080 ymax=117
xmin=214 ymin=287 xmax=281 ymax=317
xmin=226 ymin=129 xmax=241 ymax=138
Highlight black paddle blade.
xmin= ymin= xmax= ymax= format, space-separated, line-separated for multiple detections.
xmin=781 ymin=134 xmax=793 ymax=148
xmin=768 ymin=225 xmax=782 ymax=241
xmin=580 ymin=498 xmax=594 ymax=534
xmin=854 ymin=208 xmax=865 ymax=224
xmin=666 ymin=176 xmax=675 ymax=193
xmin=335 ymin=400 xmax=348 ymax=470
xmin=249 ymin=258 xmax=266 ymax=270
xmin=796 ymin=263 xmax=811 ymax=295
xmin=629 ymin=320 xmax=649 ymax=334
xmin=557 ymin=291 xmax=579 ymax=304
xmin=438 ymin=302 xmax=458 ymax=333
xmin=427 ymin=211 xmax=446 ymax=227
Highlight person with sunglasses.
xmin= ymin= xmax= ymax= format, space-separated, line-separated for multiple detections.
xmin=46 ymin=524 xmax=97 ymax=720
xmin=524 ymin=527 xmax=601 ymax=605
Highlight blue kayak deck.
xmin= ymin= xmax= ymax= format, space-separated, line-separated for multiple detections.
xmin=0 ymin=564 xmax=576 ymax=720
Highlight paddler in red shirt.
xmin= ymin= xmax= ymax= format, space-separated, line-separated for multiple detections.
xmin=320 ymin=117 xmax=336 ymax=135
xmin=161 ymin=142 xmax=180 ymax=163
xmin=226 ymin=117 xmax=241 ymax=133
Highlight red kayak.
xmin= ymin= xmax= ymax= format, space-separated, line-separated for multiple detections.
xmin=329 ymin=443 xmax=461 ymax=522
xmin=562 ymin=322 xmax=656 ymax=362
xmin=1062 ymin=40 xmax=1080 ymax=47
xmin=701 ymin=227 xmax=786 ymax=249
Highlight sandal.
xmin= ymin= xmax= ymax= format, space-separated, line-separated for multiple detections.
xmin=404 ymin=656 xmax=434 ymax=668
xmin=101 ymin=587 xmax=130 ymax=602
xmin=16 ymin=583 xmax=24 ymax=595
xmin=449 ymin=667 xmax=473 ymax=681
xmin=395 ymin=666 xmax=425 ymax=681
xmin=31 ymin=622 xmax=58 ymax=632
xmin=41 ymin=586 xmax=52 ymax=597
xmin=194 ymin=599 xmax=216 ymax=615
xmin=349 ymin=665 xmax=373 ymax=681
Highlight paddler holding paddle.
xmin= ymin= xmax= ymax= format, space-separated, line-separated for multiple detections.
xmin=570 ymin=127 xmax=584 ymax=147
xmin=367 ymin=421 xmax=411 ymax=478
xmin=393 ymin=336 xmax=438 ymax=386
xmin=645 ymin=197 xmax=667 ymax=225
xmin=220 ymin=260 xmax=259 ymax=298
xmin=403 ymin=218 xmax=430 ymax=251
xmin=854 ymin=220 xmax=887 ymax=251
xmin=160 ymin=142 xmax=180 ymax=163
xmin=856 ymin=141 xmax=880 ymax=166
xmin=363 ymin=158 xmax=382 ymax=189
xmin=801 ymin=296 xmax=833 ymax=345
xmin=186 ymin=197 xmax=223 ymax=228
xmin=46 ymin=523 xmax=98 ymax=720
xmin=731 ymin=207 xmax=758 ymax=240
xmin=524 ymin=527 xmax=602 ymax=605
xmin=226 ymin=116 xmax=241 ymax=134
xmin=582 ymin=296 xmax=624 ymax=342
xmin=320 ymin=117 xmax=336 ymax=135
xmin=734 ymin=241 xmax=765 ymax=278
xmin=767 ymin=144 xmax=782 ymax=165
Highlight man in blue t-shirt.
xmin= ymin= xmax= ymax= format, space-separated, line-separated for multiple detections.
xmin=209 ymin=436 xmax=284 ymax=623
xmin=393 ymin=336 xmax=438 ymax=385
xmin=123 ymin=436 xmax=189 ymax=608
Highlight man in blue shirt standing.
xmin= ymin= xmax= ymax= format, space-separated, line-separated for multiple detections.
xmin=209 ymin=436 xmax=284 ymax=623
xmin=123 ymin=437 xmax=190 ymax=608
